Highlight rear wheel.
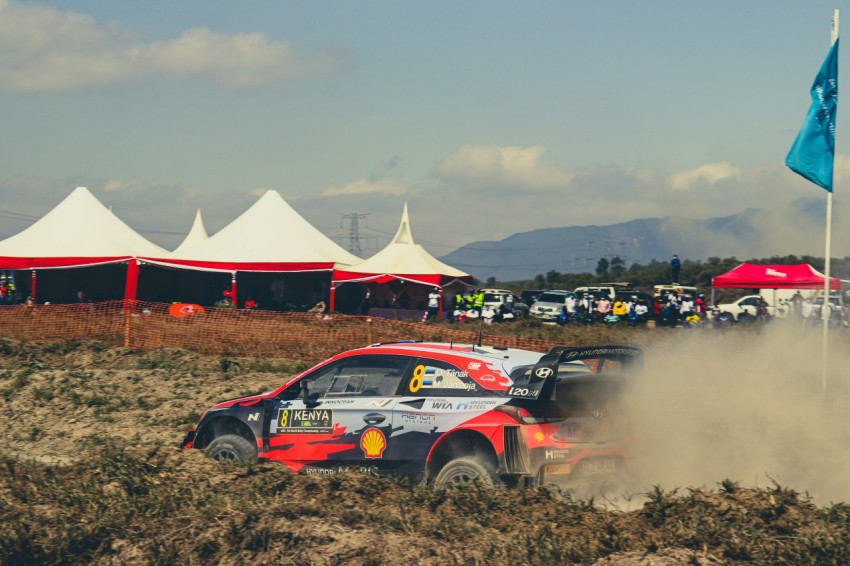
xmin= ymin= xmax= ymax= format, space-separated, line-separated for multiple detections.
xmin=433 ymin=457 xmax=497 ymax=487
xmin=205 ymin=434 xmax=258 ymax=463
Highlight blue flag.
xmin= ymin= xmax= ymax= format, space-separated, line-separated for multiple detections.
xmin=786 ymin=38 xmax=839 ymax=192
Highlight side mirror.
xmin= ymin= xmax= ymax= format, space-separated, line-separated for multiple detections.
xmin=301 ymin=380 xmax=310 ymax=404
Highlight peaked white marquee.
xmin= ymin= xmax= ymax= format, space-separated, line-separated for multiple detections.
xmin=332 ymin=203 xmax=470 ymax=285
xmin=148 ymin=190 xmax=361 ymax=272
xmin=172 ymin=209 xmax=209 ymax=253
xmin=0 ymin=186 xmax=167 ymax=268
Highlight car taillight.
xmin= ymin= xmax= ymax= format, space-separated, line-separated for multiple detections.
xmin=495 ymin=405 xmax=548 ymax=424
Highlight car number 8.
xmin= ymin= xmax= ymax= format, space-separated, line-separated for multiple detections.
xmin=409 ymin=364 xmax=425 ymax=393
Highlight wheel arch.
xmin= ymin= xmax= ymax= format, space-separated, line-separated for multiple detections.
xmin=425 ymin=429 xmax=498 ymax=482
xmin=193 ymin=416 xmax=256 ymax=451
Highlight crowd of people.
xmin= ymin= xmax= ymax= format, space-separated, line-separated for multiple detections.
xmin=0 ymin=274 xmax=18 ymax=304
xmin=553 ymin=291 xmax=709 ymax=327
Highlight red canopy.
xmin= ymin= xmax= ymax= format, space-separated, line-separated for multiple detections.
xmin=712 ymin=263 xmax=840 ymax=290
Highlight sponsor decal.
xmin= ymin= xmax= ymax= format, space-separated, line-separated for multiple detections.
xmin=544 ymin=448 xmax=571 ymax=460
xmin=400 ymin=412 xmax=436 ymax=425
xmin=545 ymin=464 xmax=572 ymax=476
xmin=592 ymin=408 xmax=604 ymax=420
xmin=507 ymin=386 xmax=540 ymax=399
xmin=478 ymin=374 xmax=496 ymax=382
xmin=360 ymin=428 xmax=387 ymax=458
xmin=561 ymin=346 xmax=640 ymax=361
xmin=467 ymin=399 xmax=500 ymax=410
xmin=456 ymin=402 xmax=470 ymax=410
xmin=467 ymin=362 xmax=481 ymax=370
xmin=535 ymin=432 xmax=545 ymax=442
xmin=324 ymin=399 xmax=356 ymax=405
xmin=304 ymin=466 xmax=379 ymax=476
xmin=409 ymin=365 xmax=425 ymax=393
xmin=534 ymin=367 xmax=554 ymax=378
xmin=370 ymin=398 xmax=393 ymax=407
xmin=277 ymin=408 xmax=333 ymax=434
xmin=247 ymin=412 xmax=259 ymax=422
xmin=431 ymin=401 xmax=453 ymax=410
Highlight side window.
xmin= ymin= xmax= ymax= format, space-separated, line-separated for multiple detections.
xmin=404 ymin=358 xmax=480 ymax=397
xmin=281 ymin=356 xmax=412 ymax=400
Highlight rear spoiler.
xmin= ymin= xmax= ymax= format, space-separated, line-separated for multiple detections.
xmin=507 ymin=344 xmax=643 ymax=400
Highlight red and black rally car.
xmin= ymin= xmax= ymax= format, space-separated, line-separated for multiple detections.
xmin=182 ymin=341 xmax=642 ymax=488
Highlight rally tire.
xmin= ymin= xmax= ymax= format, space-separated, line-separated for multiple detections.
xmin=433 ymin=457 xmax=497 ymax=488
xmin=205 ymin=434 xmax=258 ymax=464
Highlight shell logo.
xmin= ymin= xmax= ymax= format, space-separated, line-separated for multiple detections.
xmin=360 ymin=428 xmax=387 ymax=459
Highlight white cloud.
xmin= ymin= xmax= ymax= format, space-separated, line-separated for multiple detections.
xmin=436 ymin=144 xmax=574 ymax=189
xmin=0 ymin=1 xmax=348 ymax=92
xmin=322 ymin=179 xmax=409 ymax=197
xmin=669 ymin=162 xmax=741 ymax=190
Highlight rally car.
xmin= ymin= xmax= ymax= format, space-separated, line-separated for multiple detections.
xmin=181 ymin=341 xmax=642 ymax=489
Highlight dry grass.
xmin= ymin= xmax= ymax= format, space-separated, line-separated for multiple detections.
xmin=0 ymin=334 xmax=848 ymax=564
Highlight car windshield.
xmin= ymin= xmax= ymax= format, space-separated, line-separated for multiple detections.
xmin=537 ymin=292 xmax=566 ymax=303
xmin=483 ymin=293 xmax=502 ymax=302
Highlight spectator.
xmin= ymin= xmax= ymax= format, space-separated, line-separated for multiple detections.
xmin=427 ymin=287 xmax=441 ymax=319
xmin=671 ymin=254 xmax=681 ymax=283
xmin=695 ymin=294 xmax=706 ymax=316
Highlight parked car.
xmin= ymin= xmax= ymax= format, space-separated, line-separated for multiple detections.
xmin=709 ymin=295 xmax=784 ymax=321
xmin=615 ymin=290 xmax=654 ymax=305
xmin=529 ymin=290 xmax=575 ymax=321
xmin=521 ymin=289 xmax=544 ymax=307
xmin=482 ymin=289 xmax=529 ymax=318
xmin=574 ymin=286 xmax=617 ymax=300
xmin=652 ymin=284 xmax=699 ymax=300
xmin=182 ymin=341 xmax=642 ymax=489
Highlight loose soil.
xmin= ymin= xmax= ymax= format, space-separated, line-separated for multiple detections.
xmin=1 ymin=338 xmax=849 ymax=565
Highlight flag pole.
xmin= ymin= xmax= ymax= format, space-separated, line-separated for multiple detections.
xmin=822 ymin=9 xmax=839 ymax=391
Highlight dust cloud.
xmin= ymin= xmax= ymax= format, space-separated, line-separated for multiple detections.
xmin=625 ymin=323 xmax=850 ymax=505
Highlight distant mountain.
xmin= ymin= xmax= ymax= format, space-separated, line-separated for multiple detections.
xmin=439 ymin=198 xmax=848 ymax=282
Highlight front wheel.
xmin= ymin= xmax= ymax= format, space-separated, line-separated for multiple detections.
xmin=433 ymin=457 xmax=497 ymax=487
xmin=205 ymin=434 xmax=258 ymax=463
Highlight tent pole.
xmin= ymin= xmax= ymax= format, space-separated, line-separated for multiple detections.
xmin=329 ymin=283 xmax=336 ymax=312
xmin=230 ymin=271 xmax=238 ymax=309
xmin=30 ymin=269 xmax=37 ymax=303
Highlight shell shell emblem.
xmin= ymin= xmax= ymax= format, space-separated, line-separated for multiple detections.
xmin=360 ymin=428 xmax=387 ymax=459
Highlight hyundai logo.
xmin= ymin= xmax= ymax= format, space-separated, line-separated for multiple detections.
xmin=592 ymin=408 xmax=604 ymax=420
xmin=534 ymin=367 xmax=554 ymax=378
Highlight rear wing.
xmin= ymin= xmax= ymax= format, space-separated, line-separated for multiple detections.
xmin=507 ymin=344 xmax=643 ymax=400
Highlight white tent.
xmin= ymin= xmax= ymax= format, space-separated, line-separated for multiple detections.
xmin=172 ymin=209 xmax=209 ymax=253
xmin=330 ymin=203 xmax=472 ymax=312
xmin=147 ymin=190 xmax=360 ymax=271
xmin=141 ymin=190 xmax=362 ymax=307
xmin=0 ymin=186 xmax=167 ymax=303
xmin=0 ymin=186 xmax=166 ymax=265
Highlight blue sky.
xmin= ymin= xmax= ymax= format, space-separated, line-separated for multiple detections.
xmin=0 ymin=0 xmax=846 ymax=258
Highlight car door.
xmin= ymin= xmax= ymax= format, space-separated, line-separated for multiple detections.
xmin=267 ymin=355 xmax=412 ymax=474
xmin=391 ymin=357 xmax=498 ymax=466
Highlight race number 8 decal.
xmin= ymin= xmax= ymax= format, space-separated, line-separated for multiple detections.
xmin=409 ymin=364 xmax=425 ymax=393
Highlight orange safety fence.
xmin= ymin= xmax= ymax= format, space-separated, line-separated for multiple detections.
xmin=0 ymin=301 xmax=567 ymax=361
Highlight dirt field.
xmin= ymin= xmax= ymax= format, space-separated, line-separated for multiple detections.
xmin=1 ymin=334 xmax=850 ymax=565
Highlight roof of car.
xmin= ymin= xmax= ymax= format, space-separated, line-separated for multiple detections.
xmin=346 ymin=341 xmax=545 ymax=375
